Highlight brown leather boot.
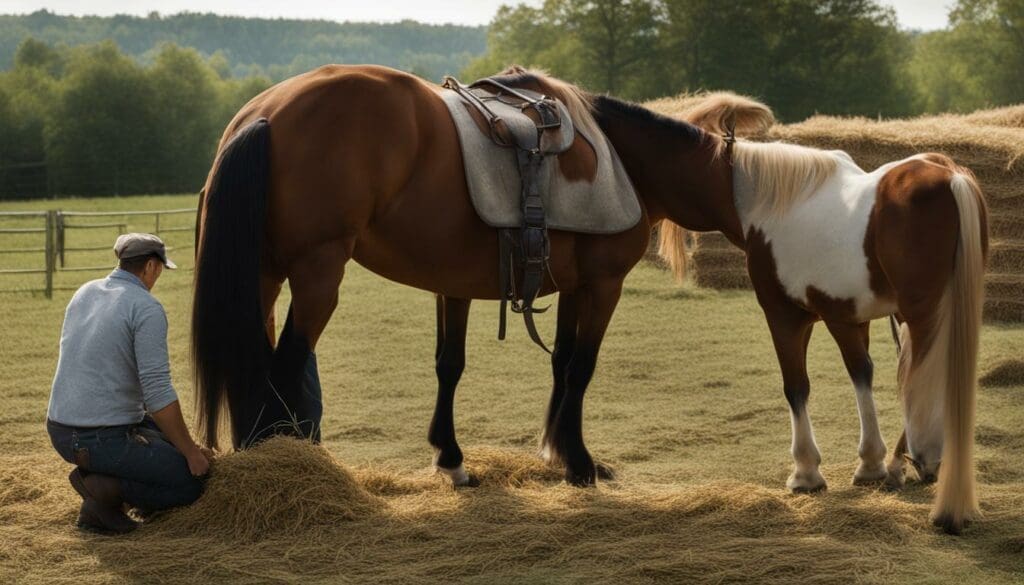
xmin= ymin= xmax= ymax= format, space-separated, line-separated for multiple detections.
xmin=68 ymin=468 xmax=138 ymax=534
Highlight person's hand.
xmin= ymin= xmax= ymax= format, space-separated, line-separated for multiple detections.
xmin=186 ymin=448 xmax=210 ymax=477
xmin=198 ymin=445 xmax=216 ymax=460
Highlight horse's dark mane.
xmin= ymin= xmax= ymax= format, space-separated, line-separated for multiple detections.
xmin=590 ymin=94 xmax=706 ymax=144
xmin=487 ymin=66 xmax=706 ymax=147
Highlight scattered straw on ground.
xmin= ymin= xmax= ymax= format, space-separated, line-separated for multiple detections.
xmin=980 ymin=360 xmax=1024 ymax=387
xmin=3 ymin=437 xmax=1023 ymax=584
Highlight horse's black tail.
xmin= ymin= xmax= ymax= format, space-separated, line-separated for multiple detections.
xmin=192 ymin=118 xmax=271 ymax=449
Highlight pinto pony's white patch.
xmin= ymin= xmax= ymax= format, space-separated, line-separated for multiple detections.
xmin=730 ymin=148 xmax=921 ymax=321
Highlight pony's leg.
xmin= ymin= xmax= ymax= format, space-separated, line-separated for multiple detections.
xmin=540 ymin=292 xmax=577 ymax=464
xmin=550 ymin=279 xmax=622 ymax=486
xmin=260 ymin=240 xmax=350 ymax=444
xmin=824 ymin=320 xmax=888 ymax=485
xmin=765 ymin=309 xmax=825 ymax=493
xmin=883 ymin=430 xmax=908 ymax=491
xmin=428 ymin=295 xmax=475 ymax=486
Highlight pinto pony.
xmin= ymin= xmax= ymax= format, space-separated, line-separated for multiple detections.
xmin=659 ymin=95 xmax=988 ymax=534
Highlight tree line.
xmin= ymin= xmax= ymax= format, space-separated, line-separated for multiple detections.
xmin=0 ymin=40 xmax=271 ymax=198
xmin=0 ymin=11 xmax=486 ymax=81
xmin=1 ymin=1 xmax=1021 ymax=198
xmin=465 ymin=0 xmax=1024 ymax=122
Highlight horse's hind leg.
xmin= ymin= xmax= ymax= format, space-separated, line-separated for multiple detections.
xmin=539 ymin=292 xmax=616 ymax=480
xmin=824 ymin=320 xmax=887 ymax=485
xmin=258 ymin=240 xmax=350 ymax=444
xmin=428 ymin=295 xmax=475 ymax=486
xmin=549 ymin=279 xmax=622 ymax=486
xmin=764 ymin=307 xmax=825 ymax=493
xmin=540 ymin=292 xmax=577 ymax=463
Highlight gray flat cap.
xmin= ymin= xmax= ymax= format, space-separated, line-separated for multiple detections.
xmin=113 ymin=233 xmax=177 ymax=269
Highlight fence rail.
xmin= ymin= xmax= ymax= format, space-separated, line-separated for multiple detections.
xmin=0 ymin=207 xmax=196 ymax=298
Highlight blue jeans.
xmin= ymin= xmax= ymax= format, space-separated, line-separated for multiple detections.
xmin=47 ymin=417 xmax=204 ymax=511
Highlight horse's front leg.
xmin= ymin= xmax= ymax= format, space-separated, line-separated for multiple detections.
xmin=548 ymin=279 xmax=622 ymax=486
xmin=428 ymin=295 xmax=475 ymax=486
xmin=764 ymin=306 xmax=826 ymax=493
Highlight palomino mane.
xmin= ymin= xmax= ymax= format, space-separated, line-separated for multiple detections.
xmin=656 ymin=92 xmax=837 ymax=279
xmin=671 ymin=91 xmax=836 ymax=220
xmin=733 ymin=141 xmax=840 ymax=222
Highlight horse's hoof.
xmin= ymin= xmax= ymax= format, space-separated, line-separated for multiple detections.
xmin=787 ymin=470 xmax=827 ymax=494
xmin=565 ymin=466 xmax=597 ymax=487
xmin=595 ymin=461 xmax=616 ymax=481
xmin=852 ymin=463 xmax=888 ymax=486
xmin=436 ymin=464 xmax=474 ymax=487
xmin=456 ymin=474 xmax=481 ymax=488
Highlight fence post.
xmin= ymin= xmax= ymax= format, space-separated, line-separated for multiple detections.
xmin=56 ymin=211 xmax=66 ymax=268
xmin=155 ymin=212 xmax=161 ymax=236
xmin=44 ymin=210 xmax=55 ymax=299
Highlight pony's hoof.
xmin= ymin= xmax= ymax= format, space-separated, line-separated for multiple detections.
xmin=788 ymin=470 xmax=827 ymax=494
xmin=595 ymin=461 xmax=616 ymax=481
xmin=932 ymin=513 xmax=969 ymax=536
xmin=882 ymin=471 xmax=905 ymax=492
xmin=852 ymin=463 xmax=888 ymax=486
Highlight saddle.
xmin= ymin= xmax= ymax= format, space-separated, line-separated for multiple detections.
xmin=442 ymin=76 xmax=575 ymax=352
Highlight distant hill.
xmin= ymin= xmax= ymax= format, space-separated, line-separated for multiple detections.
xmin=0 ymin=10 xmax=487 ymax=80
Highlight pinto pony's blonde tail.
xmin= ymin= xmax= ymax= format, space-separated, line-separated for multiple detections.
xmin=657 ymin=221 xmax=690 ymax=283
xmin=931 ymin=172 xmax=987 ymax=534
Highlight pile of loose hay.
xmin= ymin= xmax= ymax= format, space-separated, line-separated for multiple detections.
xmin=7 ymin=436 xmax=1024 ymax=583
xmin=147 ymin=437 xmax=383 ymax=541
xmin=646 ymin=95 xmax=1024 ymax=322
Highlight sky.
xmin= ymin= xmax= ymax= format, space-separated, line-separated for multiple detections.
xmin=0 ymin=0 xmax=953 ymax=30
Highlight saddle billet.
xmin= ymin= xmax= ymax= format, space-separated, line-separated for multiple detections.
xmin=442 ymin=76 xmax=576 ymax=353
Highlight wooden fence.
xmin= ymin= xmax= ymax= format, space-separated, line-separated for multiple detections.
xmin=0 ymin=208 xmax=194 ymax=298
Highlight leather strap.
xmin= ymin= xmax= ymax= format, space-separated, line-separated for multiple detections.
xmin=445 ymin=75 xmax=556 ymax=353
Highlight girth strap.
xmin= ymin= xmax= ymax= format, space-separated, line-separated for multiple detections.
xmin=444 ymin=75 xmax=556 ymax=353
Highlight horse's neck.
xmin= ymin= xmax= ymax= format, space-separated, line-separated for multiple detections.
xmin=599 ymin=117 xmax=745 ymax=245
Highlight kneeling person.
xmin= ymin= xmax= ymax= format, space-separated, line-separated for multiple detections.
xmin=46 ymin=233 xmax=210 ymax=534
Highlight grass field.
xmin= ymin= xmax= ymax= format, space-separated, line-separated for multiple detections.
xmin=1 ymin=194 xmax=1022 ymax=584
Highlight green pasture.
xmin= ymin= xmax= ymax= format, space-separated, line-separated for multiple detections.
xmin=1 ymin=194 xmax=1022 ymax=584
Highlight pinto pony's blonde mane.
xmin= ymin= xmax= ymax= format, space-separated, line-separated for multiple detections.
xmin=657 ymin=91 xmax=778 ymax=282
xmin=732 ymin=142 xmax=840 ymax=223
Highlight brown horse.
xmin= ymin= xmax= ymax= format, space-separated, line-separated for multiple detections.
xmin=658 ymin=94 xmax=988 ymax=534
xmin=192 ymin=65 xmax=741 ymax=488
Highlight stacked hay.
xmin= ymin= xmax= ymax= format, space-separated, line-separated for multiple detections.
xmin=647 ymin=95 xmax=1024 ymax=320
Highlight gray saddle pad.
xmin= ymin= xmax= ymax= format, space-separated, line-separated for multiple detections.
xmin=441 ymin=88 xmax=641 ymax=234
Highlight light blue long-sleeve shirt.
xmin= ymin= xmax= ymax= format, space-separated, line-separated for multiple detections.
xmin=47 ymin=268 xmax=178 ymax=426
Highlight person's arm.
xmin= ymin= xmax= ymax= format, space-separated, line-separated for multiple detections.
xmin=134 ymin=303 xmax=209 ymax=476
xmin=150 ymin=400 xmax=209 ymax=477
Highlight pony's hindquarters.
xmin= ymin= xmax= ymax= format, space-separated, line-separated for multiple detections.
xmin=932 ymin=173 xmax=986 ymax=533
xmin=893 ymin=169 xmax=986 ymax=535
